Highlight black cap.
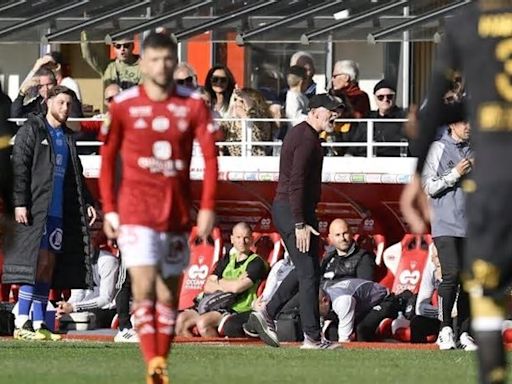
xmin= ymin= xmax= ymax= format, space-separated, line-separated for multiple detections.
xmin=308 ymin=93 xmax=345 ymax=111
xmin=374 ymin=79 xmax=396 ymax=94
xmin=288 ymin=65 xmax=306 ymax=79
xmin=443 ymin=101 xmax=467 ymax=124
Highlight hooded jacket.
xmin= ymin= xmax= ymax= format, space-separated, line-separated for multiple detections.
xmin=422 ymin=129 xmax=473 ymax=237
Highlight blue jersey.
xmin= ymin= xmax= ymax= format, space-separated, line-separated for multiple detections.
xmin=47 ymin=121 xmax=69 ymax=219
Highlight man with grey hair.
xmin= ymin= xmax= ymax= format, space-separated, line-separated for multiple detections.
xmin=290 ymin=51 xmax=316 ymax=99
xmin=330 ymin=60 xmax=370 ymax=118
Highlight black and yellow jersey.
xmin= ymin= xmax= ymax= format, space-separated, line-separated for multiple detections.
xmin=416 ymin=2 xmax=512 ymax=184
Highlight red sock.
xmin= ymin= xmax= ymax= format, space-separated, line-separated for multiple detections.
xmin=133 ymin=300 xmax=157 ymax=363
xmin=0 ymin=284 xmax=11 ymax=302
xmin=155 ymin=302 xmax=177 ymax=358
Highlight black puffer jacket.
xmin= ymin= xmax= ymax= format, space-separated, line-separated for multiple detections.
xmin=3 ymin=114 xmax=93 ymax=288
xmin=320 ymin=243 xmax=376 ymax=281
xmin=0 ymin=86 xmax=15 ymax=215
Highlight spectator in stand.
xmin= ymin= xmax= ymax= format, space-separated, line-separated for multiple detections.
xmin=81 ymin=31 xmax=141 ymax=90
xmin=173 ymin=62 xmax=198 ymax=90
xmin=326 ymin=60 xmax=370 ymax=157
xmin=204 ymin=65 xmax=236 ymax=118
xmin=330 ymin=60 xmax=370 ymax=118
xmin=223 ymin=88 xmax=273 ymax=156
xmin=369 ymin=79 xmax=407 ymax=157
xmin=175 ymin=222 xmax=267 ymax=338
xmin=79 ymin=83 xmax=121 ymax=137
xmin=75 ymin=83 xmax=121 ymax=155
xmin=319 ymin=278 xmax=388 ymax=342
xmin=48 ymin=51 xmax=82 ymax=101
xmin=11 ymin=66 xmax=82 ymax=118
xmin=18 ymin=52 xmax=82 ymax=101
xmin=290 ymin=51 xmax=317 ymax=99
xmin=285 ymin=65 xmax=308 ymax=126
xmin=421 ymin=102 xmax=475 ymax=351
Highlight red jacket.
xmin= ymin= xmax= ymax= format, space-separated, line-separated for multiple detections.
xmin=341 ymin=83 xmax=370 ymax=118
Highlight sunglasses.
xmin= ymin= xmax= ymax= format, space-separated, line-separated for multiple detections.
xmin=114 ymin=43 xmax=133 ymax=50
xmin=105 ymin=96 xmax=115 ymax=103
xmin=211 ymin=76 xmax=228 ymax=85
xmin=176 ymin=76 xmax=194 ymax=86
xmin=376 ymin=94 xmax=395 ymax=101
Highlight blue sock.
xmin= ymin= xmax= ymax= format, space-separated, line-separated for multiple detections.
xmin=18 ymin=285 xmax=34 ymax=317
xmin=17 ymin=285 xmax=35 ymax=328
xmin=32 ymin=282 xmax=50 ymax=326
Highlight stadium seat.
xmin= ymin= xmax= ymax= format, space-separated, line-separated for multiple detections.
xmin=378 ymin=235 xmax=434 ymax=343
xmin=382 ymin=234 xmax=432 ymax=295
xmin=503 ymin=320 xmax=512 ymax=344
xmin=251 ymin=232 xmax=283 ymax=267
xmin=355 ymin=216 xmax=386 ymax=265
xmin=178 ymin=227 xmax=223 ymax=311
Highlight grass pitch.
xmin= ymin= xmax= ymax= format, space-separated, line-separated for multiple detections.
xmin=0 ymin=340 xmax=505 ymax=384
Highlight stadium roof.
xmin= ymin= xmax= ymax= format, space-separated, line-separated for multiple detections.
xmin=0 ymin=0 xmax=471 ymax=44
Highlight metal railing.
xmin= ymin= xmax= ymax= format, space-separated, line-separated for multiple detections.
xmin=9 ymin=117 xmax=410 ymax=158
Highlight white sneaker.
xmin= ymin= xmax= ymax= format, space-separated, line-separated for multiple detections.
xmin=300 ymin=335 xmax=339 ymax=350
xmin=250 ymin=310 xmax=280 ymax=348
xmin=459 ymin=332 xmax=478 ymax=351
xmin=436 ymin=326 xmax=456 ymax=350
xmin=114 ymin=328 xmax=139 ymax=343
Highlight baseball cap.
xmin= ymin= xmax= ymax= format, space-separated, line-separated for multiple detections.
xmin=308 ymin=93 xmax=345 ymax=111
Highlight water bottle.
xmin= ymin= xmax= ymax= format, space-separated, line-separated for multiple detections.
xmin=400 ymin=138 xmax=408 ymax=157
xmin=391 ymin=311 xmax=410 ymax=335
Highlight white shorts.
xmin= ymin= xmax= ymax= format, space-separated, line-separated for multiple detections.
xmin=117 ymin=225 xmax=190 ymax=278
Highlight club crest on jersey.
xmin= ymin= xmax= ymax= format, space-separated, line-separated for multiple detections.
xmin=153 ymin=140 xmax=172 ymax=160
xmin=49 ymin=228 xmax=63 ymax=251
xmin=167 ymin=103 xmax=190 ymax=118
xmin=152 ymin=116 xmax=170 ymax=132
xmin=129 ymin=105 xmax=153 ymax=117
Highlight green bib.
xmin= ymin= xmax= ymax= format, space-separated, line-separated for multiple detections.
xmin=222 ymin=251 xmax=261 ymax=313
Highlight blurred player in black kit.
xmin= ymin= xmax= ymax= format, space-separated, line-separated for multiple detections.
xmin=401 ymin=1 xmax=512 ymax=383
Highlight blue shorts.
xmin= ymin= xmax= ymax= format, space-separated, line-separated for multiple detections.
xmin=40 ymin=216 xmax=63 ymax=253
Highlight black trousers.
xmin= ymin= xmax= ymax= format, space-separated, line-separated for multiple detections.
xmin=266 ymin=269 xmax=300 ymax=319
xmin=272 ymin=201 xmax=321 ymax=340
xmin=433 ymin=236 xmax=470 ymax=335
xmin=222 ymin=312 xmax=251 ymax=338
xmin=116 ymin=274 xmax=132 ymax=330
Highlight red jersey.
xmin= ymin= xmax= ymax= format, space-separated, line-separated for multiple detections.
xmin=99 ymin=85 xmax=218 ymax=232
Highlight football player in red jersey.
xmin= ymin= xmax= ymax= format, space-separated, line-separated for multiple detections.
xmin=99 ymin=32 xmax=218 ymax=384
